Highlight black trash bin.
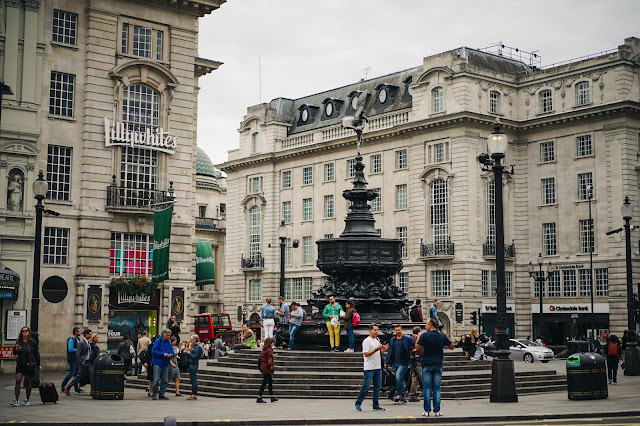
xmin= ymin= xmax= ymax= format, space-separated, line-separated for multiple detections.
xmin=566 ymin=352 xmax=608 ymax=400
xmin=567 ymin=340 xmax=588 ymax=356
xmin=93 ymin=353 xmax=126 ymax=400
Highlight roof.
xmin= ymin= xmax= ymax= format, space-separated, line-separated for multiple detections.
xmin=196 ymin=147 xmax=218 ymax=177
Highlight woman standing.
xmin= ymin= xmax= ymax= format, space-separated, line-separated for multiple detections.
xmin=605 ymin=334 xmax=624 ymax=384
xmin=343 ymin=300 xmax=357 ymax=352
xmin=169 ymin=336 xmax=182 ymax=396
xmin=260 ymin=297 xmax=276 ymax=340
xmin=11 ymin=327 xmax=41 ymax=407
xmin=117 ymin=334 xmax=134 ymax=375
xmin=257 ymin=337 xmax=278 ymax=403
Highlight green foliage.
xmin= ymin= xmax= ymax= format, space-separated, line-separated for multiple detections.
xmin=110 ymin=274 xmax=157 ymax=296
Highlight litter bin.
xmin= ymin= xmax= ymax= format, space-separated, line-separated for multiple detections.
xmin=566 ymin=352 xmax=607 ymax=400
xmin=92 ymin=353 xmax=126 ymax=400
xmin=567 ymin=340 xmax=588 ymax=356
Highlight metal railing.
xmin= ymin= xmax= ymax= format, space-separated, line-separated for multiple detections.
xmin=482 ymin=240 xmax=516 ymax=258
xmin=195 ymin=217 xmax=226 ymax=230
xmin=106 ymin=177 xmax=174 ymax=210
xmin=241 ymin=255 xmax=264 ymax=269
xmin=420 ymin=238 xmax=455 ymax=257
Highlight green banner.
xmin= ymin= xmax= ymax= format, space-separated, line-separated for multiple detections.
xmin=195 ymin=241 xmax=215 ymax=288
xmin=152 ymin=205 xmax=173 ymax=284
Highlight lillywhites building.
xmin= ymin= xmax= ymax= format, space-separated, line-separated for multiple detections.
xmin=221 ymin=38 xmax=639 ymax=344
xmin=0 ymin=0 xmax=224 ymax=368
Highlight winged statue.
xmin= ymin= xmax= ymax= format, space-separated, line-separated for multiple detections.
xmin=342 ymin=91 xmax=368 ymax=153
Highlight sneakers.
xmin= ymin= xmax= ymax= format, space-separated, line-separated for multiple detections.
xmin=608 ymin=379 xmax=612 ymax=384
xmin=151 ymin=394 xmax=157 ymax=400
xmin=344 ymin=348 xmax=354 ymax=353
xmin=186 ymin=396 xmax=197 ymax=400
xmin=10 ymin=399 xmax=19 ymax=407
xmin=355 ymin=404 xmax=362 ymax=411
xmin=270 ymin=397 xmax=279 ymax=402
xmin=158 ymin=395 xmax=169 ymax=400
xmin=373 ymin=406 xmax=385 ymax=411
xmin=422 ymin=411 xmax=429 ymax=417
xmin=435 ymin=412 xmax=443 ymax=417
xmin=175 ymin=393 xmax=183 ymax=397
xmin=23 ymin=399 xmax=30 ymax=406
xmin=256 ymin=397 xmax=266 ymax=403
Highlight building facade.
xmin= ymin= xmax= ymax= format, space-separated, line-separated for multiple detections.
xmin=0 ymin=0 xmax=224 ymax=369
xmin=220 ymin=37 xmax=640 ymax=344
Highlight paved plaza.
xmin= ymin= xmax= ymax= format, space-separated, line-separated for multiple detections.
xmin=1 ymin=360 xmax=639 ymax=425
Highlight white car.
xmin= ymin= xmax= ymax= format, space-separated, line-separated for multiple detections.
xmin=508 ymin=338 xmax=554 ymax=363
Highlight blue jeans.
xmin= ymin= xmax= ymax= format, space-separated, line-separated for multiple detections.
xmin=346 ymin=326 xmax=355 ymax=349
xmin=394 ymin=364 xmax=408 ymax=398
xmin=61 ymin=360 xmax=78 ymax=391
xmin=422 ymin=367 xmax=443 ymax=414
xmin=188 ymin=364 xmax=198 ymax=395
xmin=152 ymin=365 xmax=169 ymax=396
xmin=288 ymin=324 xmax=300 ymax=349
xmin=355 ymin=369 xmax=382 ymax=407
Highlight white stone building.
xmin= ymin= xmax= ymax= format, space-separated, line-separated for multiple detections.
xmin=220 ymin=38 xmax=640 ymax=344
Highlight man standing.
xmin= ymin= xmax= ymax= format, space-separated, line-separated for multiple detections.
xmin=166 ymin=316 xmax=181 ymax=343
xmin=429 ymin=299 xmax=442 ymax=329
xmin=64 ymin=328 xmax=92 ymax=396
xmin=275 ymin=296 xmax=290 ymax=348
xmin=323 ymin=296 xmax=344 ymax=351
xmin=385 ymin=325 xmax=415 ymax=403
xmin=288 ymin=302 xmax=304 ymax=350
xmin=260 ymin=297 xmax=276 ymax=340
xmin=355 ymin=324 xmax=388 ymax=411
xmin=232 ymin=323 xmax=256 ymax=351
xmin=415 ymin=318 xmax=454 ymax=417
xmin=410 ymin=299 xmax=424 ymax=322
xmin=61 ymin=327 xmax=81 ymax=393
xmin=185 ymin=334 xmax=203 ymax=400
xmin=136 ymin=330 xmax=152 ymax=374
xmin=151 ymin=329 xmax=174 ymax=400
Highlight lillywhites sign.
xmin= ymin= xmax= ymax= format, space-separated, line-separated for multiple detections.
xmin=104 ymin=117 xmax=177 ymax=154
xmin=117 ymin=293 xmax=151 ymax=305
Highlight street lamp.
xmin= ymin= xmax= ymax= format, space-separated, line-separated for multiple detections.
xmin=527 ymin=253 xmax=553 ymax=344
xmin=478 ymin=118 xmax=517 ymax=402
xmin=587 ymin=185 xmax=595 ymax=343
xmin=31 ymin=170 xmax=48 ymax=342
xmin=278 ymin=220 xmax=287 ymax=298
xmin=621 ymin=195 xmax=639 ymax=376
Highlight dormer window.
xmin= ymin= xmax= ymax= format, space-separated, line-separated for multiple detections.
xmin=374 ymin=84 xmax=398 ymax=107
xmin=378 ymin=88 xmax=388 ymax=104
xmin=325 ymin=102 xmax=333 ymax=117
xmin=321 ymin=98 xmax=344 ymax=120
xmin=301 ymin=108 xmax=309 ymax=122
xmin=297 ymin=104 xmax=319 ymax=126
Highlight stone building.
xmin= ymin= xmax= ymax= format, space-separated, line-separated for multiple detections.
xmin=220 ymin=37 xmax=640 ymax=344
xmin=0 ymin=0 xmax=224 ymax=370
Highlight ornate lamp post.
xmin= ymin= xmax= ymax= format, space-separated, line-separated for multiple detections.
xmin=621 ymin=196 xmax=640 ymax=375
xmin=278 ymin=221 xmax=287 ymax=298
xmin=30 ymin=171 xmax=48 ymax=342
xmin=478 ymin=119 xmax=517 ymax=402
xmin=528 ymin=253 xmax=553 ymax=344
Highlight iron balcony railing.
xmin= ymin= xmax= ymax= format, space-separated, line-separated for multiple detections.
xmin=482 ymin=240 xmax=516 ymax=258
xmin=106 ymin=176 xmax=174 ymax=210
xmin=420 ymin=238 xmax=455 ymax=257
xmin=241 ymin=255 xmax=264 ymax=269
xmin=195 ymin=217 xmax=226 ymax=230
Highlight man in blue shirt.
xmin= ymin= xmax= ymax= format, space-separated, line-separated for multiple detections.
xmin=415 ymin=318 xmax=454 ymax=417
xmin=151 ymin=329 xmax=174 ymax=400
xmin=384 ymin=324 xmax=415 ymax=403
xmin=275 ymin=296 xmax=290 ymax=349
xmin=61 ymin=327 xmax=81 ymax=393
xmin=429 ymin=299 xmax=442 ymax=329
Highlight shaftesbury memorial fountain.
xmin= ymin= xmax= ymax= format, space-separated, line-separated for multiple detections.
xmin=297 ymin=92 xmax=414 ymax=349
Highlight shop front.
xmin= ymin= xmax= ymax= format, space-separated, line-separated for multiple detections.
xmin=108 ymin=290 xmax=160 ymax=351
xmin=531 ymin=303 xmax=609 ymax=345
xmin=481 ymin=303 xmax=516 ymax=339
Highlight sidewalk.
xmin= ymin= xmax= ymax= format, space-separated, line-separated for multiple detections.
xmin=2 ymin=368 xmax=639 ymax=425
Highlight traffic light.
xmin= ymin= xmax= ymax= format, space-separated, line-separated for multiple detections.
xmin=479 ymin=312 xmax=484 ymax=330
xmin=470 ymin=311 xmax=477 ymax=325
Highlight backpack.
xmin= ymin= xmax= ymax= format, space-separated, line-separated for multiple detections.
xmin=138 ymin=349 xmax=148 ymax=362
xmin=607 ymin=343 xmax=619 ymax=356
xmin=410 ymin=305 xmax=419 ymax=322
xmin=352 ymin=312 xmax=361 ymax=327
xmin=66 ymin=337 xmax=78 ymax=363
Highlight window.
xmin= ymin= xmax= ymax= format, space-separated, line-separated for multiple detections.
xmin=429 ymin=142 xmax=449 ymax=164
xmin=303 ymin=166 xmax=313 ymax=185
xmin=46 ymin=145 xmax=72 ymax=201
xmin=397 ymin=272 xmax=409 ymax=294
xmin=303 ymin=198 xmax=312 ymax=221
xmin=506 ymin=271 xmax=513 ymax=298
xmin=251 ymin=132 xmax=260 ymax=153
xmin=120 ymin=147 xmax=158 ymax=205
xmin=198 ymin=206 xmax=206 ymax=218
xmin=548 ymin=271 xmax=561 ymax=297
xmin=110 ymin=232 xmax=153 ymax=276
xmin=249 ymin=279 xmax=262 ymax=301
xmin=487 ymin=180 xmax=495 ymax=244
xmin=395 ymin=149 xmax=407 ymax=169
xmin=284 ymin=277 xmax=314 ymax=301
xmin=577 ymin=135 xmax=593 ymax=157
xmin=575 ymin=81 xmax=590 ymax=106
xmin=249 ymin=206 xmax=261 ymax=260
xmin=303 ymin=236 xmax=312 ymax=264
xmin=396 ymin=227 xmax=408 ymax=258
xmin=347 ymin=159 xmax=356 ymax=177
xmin=578 ymin=172 xmax=593 ymax=200
xmin=284 ymin=238 xmax=292 ymax=266
xmin=220 ymin=203 xmax=226 ymax=217
xmin=483 ymin=270 xmax=513 ymax=298
xmin=52 ymin=10 xmax=77 ymax=45
xmin=578 ymin=269 xmax=591 ymax=296
xmin=579 ymin=219 xmax=594 ymax=253
xmin=43 ymin=227 xmax=69 ymax=265
xmin=396 ymin=184 xmax=407 ymax=209
xmin=323 ymin=234 xmax=333 ymax=239
xmin=542 ymin=222 xmax=557 ymax=256
xmin=595 ymin=268 xmax=608 ymax=296
xmin=541 ymin=178 xmax=556 ymax=205
xmin=49 ymin=71 xmax=75 ymax=117
xmin=432 ymin=270 xmax=450 ymax=297
xmin=430 ymin=179 xmax=448 ymax=245
xmin=540 ymin=141 xmax=555 ymax=163
xmin=563 ymin=270 xmax=577 ymax=297
xmin=432 ymin=87 xmax=444 ymax=113
xmin=539 ymin=89 xmax=553 ymax=113
xmin=324 ymin=195 xmax=334 ymax=218
xmin=121 ymin=23 xmax=165 ymax=61
xmin=324 ymin=163 xmax=334 ymax=181
xmin=249 ymin=177 xmax=262 ymax=194
xmin=283 ymin=171 xmax=292 ymax=188
xmin=282 ymin=201 xmax=292 ymax=224
xmin=370 ymin=154 xmax=382 ymax=174
xmin=489 ymin=90 xmax=501 ymax=114
xmin=371 ymin=188 xmax=382 ymax=212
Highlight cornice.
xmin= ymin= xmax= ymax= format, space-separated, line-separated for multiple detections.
xmin=124 ymin=0 xmax=225 ymax=17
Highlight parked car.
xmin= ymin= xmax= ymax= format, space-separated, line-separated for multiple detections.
xmin=508 ymin=338 xmax=554 ymax=363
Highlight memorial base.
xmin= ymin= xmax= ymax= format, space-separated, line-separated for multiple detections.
xmin=490 ymin=357 xmax=518 ymax=403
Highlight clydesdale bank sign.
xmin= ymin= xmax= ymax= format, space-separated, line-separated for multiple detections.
xmin=104 ymin=117 xmax=178 ymax=154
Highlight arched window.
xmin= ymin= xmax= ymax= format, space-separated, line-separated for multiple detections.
xmin=539 ymin=89 xmax=553 ymax=113
xmin=489 ymin=91 xmax=501 ymax=114
xmin=431 ymin=87 xmax=444 ymax=113
xmin=487 ymin=180 xmax=495 ymax=244
xmin=430 ymin=179 xmax=448 ymax=246
xmin=248 ymin=205 xmax=261 ymax=261
xmin=251 ymin=132 xmax=260 ymax=153
xmin=575 ymin=81 xmax=590 ymax=106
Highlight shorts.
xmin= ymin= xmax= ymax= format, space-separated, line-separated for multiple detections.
xmin=170 ymin=366 xmax=180 ymax=380
xmin=16 ymin=364 xmax=36 ymax=377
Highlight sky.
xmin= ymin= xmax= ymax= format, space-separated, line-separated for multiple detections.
xmin=196 ymin=0 xmax=639 ymax=166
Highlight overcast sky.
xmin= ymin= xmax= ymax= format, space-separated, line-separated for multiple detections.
xmin=196 ymin=0 xmax=639 ymax=166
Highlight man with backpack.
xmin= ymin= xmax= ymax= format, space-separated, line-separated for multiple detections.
xmin=605 ymin=335 xmax=624 ymax=384
xmin=410 ymin=300 xmax=423 ymax=322
xmin=61 ymin=327 xmax=81 ymax=394
xmin=136 ymin=330 xmax=151 ymax=374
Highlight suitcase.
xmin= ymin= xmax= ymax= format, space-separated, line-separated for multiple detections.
xmin=38 ymin=376 xmax=59 ymax=404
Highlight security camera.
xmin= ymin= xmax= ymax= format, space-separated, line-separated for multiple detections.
xmin=477 ymin=153 xmax=492 ymax=166
xmin=292 ymin=239 xmax=300 ymax=248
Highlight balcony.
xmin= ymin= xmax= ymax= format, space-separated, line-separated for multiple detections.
xmin=241 ymin=255 xmax=264 ymax=270
xmin=195 ymin=217 xmax=226 ymax=231
xmin=483 ymin=240 xmax=516 ymax=259
xmin=420 ymin=238 xmax=455 ymax=258
xmin=106 ymin=176 xmax=174 ymax=212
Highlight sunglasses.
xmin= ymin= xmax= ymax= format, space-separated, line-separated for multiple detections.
xmin=21 ymin=330 xmax=29 ymax=333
